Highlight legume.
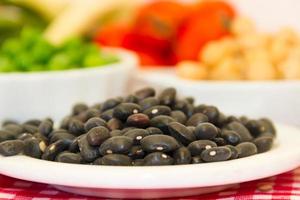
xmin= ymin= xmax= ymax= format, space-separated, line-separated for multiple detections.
xmin=0 ymin=87 xmax=276 ymax=166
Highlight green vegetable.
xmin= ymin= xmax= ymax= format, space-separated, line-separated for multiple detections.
xmin=0 ymin=2 xmax=47 ymax=44
xmin=0 ymin=27 xmax=119 ymax=73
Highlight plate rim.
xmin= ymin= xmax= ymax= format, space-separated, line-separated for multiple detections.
xmin=1 ymin=123 xmax=300 ymax=189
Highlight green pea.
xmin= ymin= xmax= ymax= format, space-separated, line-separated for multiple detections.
xmin=48 ymin=53 xmax=73 ymax=70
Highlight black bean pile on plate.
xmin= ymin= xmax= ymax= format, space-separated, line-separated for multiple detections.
xmin=0 ymin=87 xmax=275 ymax=166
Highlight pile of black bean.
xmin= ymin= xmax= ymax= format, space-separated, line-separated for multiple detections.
xmin=0 ymin=87 xmax=276 ymax=166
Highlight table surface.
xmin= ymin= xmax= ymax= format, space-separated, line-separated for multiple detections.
xmin=1 ymin=167 xmax=300 ymax=200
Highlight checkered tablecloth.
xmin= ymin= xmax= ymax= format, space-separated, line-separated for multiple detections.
xmin=1 ymin=168 xmax=300 ymax=200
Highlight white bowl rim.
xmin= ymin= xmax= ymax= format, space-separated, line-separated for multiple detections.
xmin=137 ymin=68 xmax=300 ymax=87
xmin=0 ymin=47 xmax=139 ymax=79
xmin=0 ymin=123 xmax=300 ymax=189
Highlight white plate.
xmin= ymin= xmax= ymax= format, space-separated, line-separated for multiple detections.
xmin=132 ymin=69 xmax=300 ymax=127
xmin=1 ymin=123 xmax=300 ymax=199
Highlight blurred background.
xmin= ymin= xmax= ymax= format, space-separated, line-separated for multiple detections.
xmin=0 ymin=0 xmax=300 ymax=126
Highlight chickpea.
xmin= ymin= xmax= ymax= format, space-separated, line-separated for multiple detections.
xmin=176 ymin=61 xmax=208 ymax=80
xmin=279 ymin=47 xmax=300 ymax=79
xmin=270 ymin=28 xmax=299 ymax=65
xmin=244 ymin=50 xmax=277 ymax=80
xmin=231 ymin=16 xmax=256 ymax=36
xmin=209 ymin=57 xmax=243 ymax=80
xmin=201 ymin=37 xmax=240 ymax=67
xmin=238 ymin=33 xmax=272 ymax=50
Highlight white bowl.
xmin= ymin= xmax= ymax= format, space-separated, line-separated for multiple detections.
xmin=132 ymin=69 xmax=300 ymax=127
xmin=1 ymin=123 xmax=300 ymax=199
xmin=0 ymin=48 xmax=138 ymax=122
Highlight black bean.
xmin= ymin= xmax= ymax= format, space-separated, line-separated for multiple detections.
xmin=74 ymin=108 xmax=100 ymax=122
xmin=23 ymin=138 xmax=42 ymax=158
xmin=50 ymin=130 xmax=75 ymax=144
xmin=216 ymin=112 xmax=227 ymax=127
xmin=68 ymin=119 xmax=85 ymax=136
xmin=60 ymin=116 xmax=72 ymax=129
xmin=126 ymin=113 xmax=150 ymax=128
xmin=245 ymin=120 xmax=262 ymax=137
xmin=187 ymin=140 xmax=217 ymax=156
xmin=0 ymin=140 xmax=24 ymax=156
xmin=0 ymin=130 xmax=16 ymax=142
xmin=135 ymin=87 xmax=156 ymax=100
xmin=195 ymin=123 xmax=218 ymax=140
xmin=83 ymin=108 xmax=101 ymax=121
xmin=170 ymin=110 xmax=187 ymax=124
xmin=99 ymin=154 xmax=132 ymax=166
xmin=100 ymin=109 xmax=114 ymax=121
xmin=143 ymin=152 xmax=174 ymax=166
xmin=113 ymin=103 xmax=141 ymax=121
xmin=38 ymin=119 xmax=53 ymax=137
xmin=143 ymin=105 xmax=171 ymax=118
xmin=133 ymin=159 xmax=144 ymax=166
xmin=259 ymin=118 xmax=276 ymax=136
xmin=24 ymin=119 xmax=42 ymax=127
xmin=225 ymin=122 xmax=253 ymax=142
xmin=56 ymin=152 xmax=83 ymax=164
xmin=86 ymin=126 xmax=110 ymax=146
xmin=226 ymin=116 xmax=241 ymax=124
xmin=110 ymin=130 xmax=122 ymax=137
xmin=2 ymin=120 xmax=18 ymax=127
xmin=146 ymin=127 xmax=163 ymax=135
xmin=69 ymin=135 xmax=83 ymax=153
xmin=128 ymin=145 xmax=145 ymax=159
xmin=139 ymin=97 xmax=159 ymax=111
xmin=99 ymin=136 xmax=133 ymax=155
xmin=120 ymin=127 xmax=136 ymax=134
xmin=42 ymin=140 xmax=70 ymax=161
xmin=107 ymin=118 xmax=123 ymax=130
xmin=22 ymin=124 xmax=38 ymax=134
xmin=141 ymin=135 xmax=180 ymax=153
xmin=158 ymin=87 xmax=176 ymax=107
xmin=4 ymin=124 xmax=24 ymax=136
xmin=185 ymin=103 xmax=194 ymax=118
xmin=253 ymin=136 xmax=273 ymax=153
xmin=201 ymin=147 xmax=231 ymax=162
xmin=91 ymin=103 xmax=102 ymax=111
xmin=124 ymin=95 xmax=139 ymax=103
xmin=192 ymin=156 xmax=204 ymax=164
xmin=239 ymin=116 xmax=249 ymax=125
xmin=101 ymin=98 xmax=122 ymax=112
xmin=259 ymin=132 xmax=274 ymax=140
xmin=93 ymin=157 xmax=103 ymax=165
xmin=226 ymin=145 xmax=238 ymax=159
xmin=221 ymin=130 xmax=241 ymax=146
xmin=150 ymin=115 xmax=175 ymax=133
xmin=187 ymin=126 xmax=195 ymax=133
xmin=33 ymin=133 xmax=48 ymax=151
xmin=185 ymin=97 xmax=194 ymax=105
xmin=48 ymin=128 xmax=65 ymax=139
xmin=236 ymin=142 xmax=258 ymax=158
xmin=186 ymin=113 xmax=209 ymax=127
xmin=84 ymin=117 xmax=107 ymax=132
xmin=168 ymin=122 xmax=196 ymax=145
xmin=194 ymin=105 xmax=219 ymax=124
xmin=78 ymin=135 xmax=100 ymax=162
xmin=212 ymin=137 xmax=227 ymax=146
xmin=124 ymin=129 xmax=149 ymax=145
xmin=173 ymin=100 xmax=190 ymax=114
xmin=72 ymin=103 xmax=88 ymax=115
xmin=18 ymin=133 xmax=35 ymax=141
xmin=173 ymin=147 xmax=191 ymax=165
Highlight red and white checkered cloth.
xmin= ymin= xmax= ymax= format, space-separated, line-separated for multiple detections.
xmin=1 ymin=168 xmax=300 ymax=200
